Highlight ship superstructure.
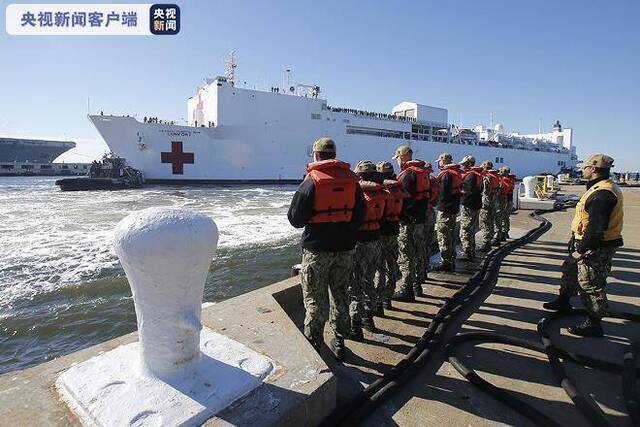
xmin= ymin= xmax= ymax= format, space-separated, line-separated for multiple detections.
xmin=89 ymin=74 xmax=577 ymax=182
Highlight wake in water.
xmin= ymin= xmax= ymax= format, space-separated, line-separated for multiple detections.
xmin=0 ymin=177 xmax=300 ymax=307
xmin=0 ymin=177 xmax=304 ymax=374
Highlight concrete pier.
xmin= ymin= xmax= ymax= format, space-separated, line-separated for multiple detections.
xmin=0 ymin=185 xmax=638 ymax=425
xmin=362 ymin=185 xmax=640 ymax=425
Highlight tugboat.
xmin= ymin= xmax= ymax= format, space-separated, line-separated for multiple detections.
xmin=55 ymin=153 xmax=144 ymax=191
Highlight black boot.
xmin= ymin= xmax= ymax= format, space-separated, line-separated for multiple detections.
xmin=478 ymin=244 xmax=491 ymax=252
xmin=542 ymin=295 xmax=572 ymax=312
xmin=305 ymin=334 xmax=322 ymax=352
xmin=500 ymin=234 xmax=507 ymax=242
xmin=348 ymin=321 xmax=364 ymax=341
xmin=361 ymin=314 xmax=376 ymax=332
xmin=382 ymin=298 xmax=392 ymax=310
xmin=433 ymin=261 xmax=454 ymax=272
xmin=330 ymin=336 xmax=345 ymax=361
xmin=413 ymin=284 xmax=424 ymax=298
xmin=374 ymin=302 xmax=384 ymax=317
xmin=567 ymin=317 xmax=604 ymax=337
xmin=491 ymin=238 xmax=501 ymax=247
xmin=392 ymin=288 xmax=415 ymax=302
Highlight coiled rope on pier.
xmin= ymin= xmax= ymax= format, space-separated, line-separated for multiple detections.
xmin=325 ymin=206 xmax=568 ymax=426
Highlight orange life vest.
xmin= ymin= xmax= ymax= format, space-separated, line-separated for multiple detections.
xmin=485 ymin=170 xmax=501 ymax=195
xmin=428 ymin=175 xmax=439 ymax=208
xmin=397 ymin=160 xmax=430 ymax=200
xmin=359 ymin=180 xmax=387 ymax=231
xmin=499 ymin=175 xmax=515 ymax=196
xmin=382 ymin=179 xmax=409 ymax=222
xmin=462 ymin=167 xmax=484 ymax=193
xmin=436 ymin=164 xmax=463 ymax=195
xmin=306 ymin=159 xmax=359 ymax=224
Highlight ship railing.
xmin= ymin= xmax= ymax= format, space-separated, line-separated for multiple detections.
xmin=327 ymin=106 xmax=420 ymax=124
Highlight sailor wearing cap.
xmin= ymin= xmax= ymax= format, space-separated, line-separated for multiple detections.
xmin=478 ymin=160 xmax=500 ymax=251
xmin=433 ymin=153 xmax=463 ymax=272
xmin=392 ymin=145 xmax=430 ymax=301
xmin=287 ymin=137 xmax=367 ymax=360
xmin=458 ymin=156 xmax=484 ymax=261
xmin=420 ymin=161 xmax=437 ymax=281
xmin=349 ymin=160 xmax=387 ymax=338
xmin=375 ymin=161 xmax=409 ymax=310
xmin=544 ymin=154 xmax=624 ymax=337
xmin=495 ymin=166 xmax=515 ymax=241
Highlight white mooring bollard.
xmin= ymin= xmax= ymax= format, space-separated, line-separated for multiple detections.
xmin=113 ymin=207 xmax=218 ymax=380
xmin=56 ymin=207 xmax=275 ymax=427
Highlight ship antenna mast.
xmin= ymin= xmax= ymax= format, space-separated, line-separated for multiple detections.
xmin=225 ymin=51 xmax=237 ymax=86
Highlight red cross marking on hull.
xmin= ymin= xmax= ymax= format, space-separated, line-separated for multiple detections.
xmin=160 ymin=141 xmax=194 ymax=175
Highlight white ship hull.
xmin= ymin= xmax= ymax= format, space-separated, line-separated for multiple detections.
xmin=89 ymin=81 xmax=576 ymax=182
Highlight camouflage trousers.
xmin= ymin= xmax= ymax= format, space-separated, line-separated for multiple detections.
xmin=374 ymin=234 xmax=400 ymax=301
xmin=300 ymin=248 xmax=353 ymax=343
xmin=350 ymin=240 xmax=382 ymax=323
xmin=436 ymin=210 xmax=457 ymax=264
xmin=499 ymin=195 xmax=512 ymax=236
xmin=397 ymin=222 xmax=424 ymax=292
xmin=559 ymin=245 xmax=617 ymax=318
xmin=494 ymin=196 xmax=509 ymax=239
xmin=415 ymin=221 xmax=429 ymax=284
xmin=479 ymin=200 xmax=496 ymax=247
xmin=425 ymin=208 xmax=436 ymax=256
xmin=417 ymin=208 xmax=436 ymax=282
xmin=459 ymin=205 xmax=480 ymax=257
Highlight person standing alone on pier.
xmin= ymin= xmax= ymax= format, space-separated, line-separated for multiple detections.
xmin=544 ymin=154 xmax=624 ymax=337
xmin=287 ymin=138 xmax=366 ymax=360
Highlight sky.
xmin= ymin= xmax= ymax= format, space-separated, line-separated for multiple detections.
xmin=1 ymin=0 xmax=639 ymax=170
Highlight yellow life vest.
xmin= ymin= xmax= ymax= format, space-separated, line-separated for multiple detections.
xmin=571 ymin=179 xmax=624 ymax=241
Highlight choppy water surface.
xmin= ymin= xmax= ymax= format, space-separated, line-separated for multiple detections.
xmin=0 ymin=177 xmax=301 ymax=374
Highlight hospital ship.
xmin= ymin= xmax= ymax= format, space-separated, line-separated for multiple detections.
xmin=89 ymin=65 xmax=577 ymax=183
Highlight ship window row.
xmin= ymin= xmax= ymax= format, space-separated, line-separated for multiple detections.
xmin=346 ymin=125 xmax=409 ymax=139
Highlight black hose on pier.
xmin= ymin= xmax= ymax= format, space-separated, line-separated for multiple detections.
xmin=325 ymin=205 xmax=571 ymax=426
xmin=443 ymin=206 xmax=640 ymax=426
xmin=447 ymin=309 xmax=640 ymax=427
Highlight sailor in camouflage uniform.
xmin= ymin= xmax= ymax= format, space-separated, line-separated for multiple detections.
xmin=421 ymin=162 xmax=437 ymax=280
xmin=496 ymin=166 xmax=515 ymax=241
xmin=350 ymin=160 xmax=387 ymax=337
xmin=458 ymin=156 xmax=483 ymax=261
xmin=544 ymin=154 xmax=624 ymax=337
xmin=392 ymin=146 xmax=429 ymax=301
xmin=375 ymin=161 xmax=408 ymax=310
xmin=433 ymin=153 xmax=463 ymax=272
xmin=478 ymin=161 xmax=498 ymax=252
xmin=287 ymin=138 xmax=366 ymax=360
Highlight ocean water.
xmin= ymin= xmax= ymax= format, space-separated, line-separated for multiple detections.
xmin=0 ymin=177 xmax=302 ymax=374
